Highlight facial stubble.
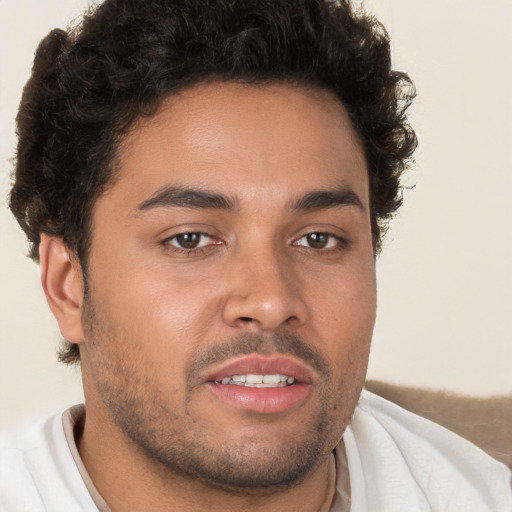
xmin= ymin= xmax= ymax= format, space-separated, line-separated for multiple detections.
xmin=81 ymin=298 xmax=358 ymax=494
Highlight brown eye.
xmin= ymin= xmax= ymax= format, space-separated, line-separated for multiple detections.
xmin=175 ymin=233 xmax=201 ymax=249
xmin=294 ymin=232 xmax=343 ymax=250
xmin=167 ymin=232 xmax=213 ymax=250
xmin=306 ymin=233 xmax=329 ymax=249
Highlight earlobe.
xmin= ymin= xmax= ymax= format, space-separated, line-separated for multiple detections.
xmin=39 ymin=234 xmax=86 ymax=344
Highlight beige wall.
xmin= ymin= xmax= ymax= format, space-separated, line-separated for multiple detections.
xmin=1 ymin=0 xmax=511 ymax=429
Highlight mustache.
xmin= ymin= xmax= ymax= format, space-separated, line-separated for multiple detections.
xmin=186 ymin=331 xmax=330 ymax=381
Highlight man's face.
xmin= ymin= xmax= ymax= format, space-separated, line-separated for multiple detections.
xmin=80 ymin=82 xmax=376 ymax=490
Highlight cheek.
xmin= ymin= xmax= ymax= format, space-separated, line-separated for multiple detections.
xmin=88 ymin=252 xmax=224 ymax=357
xmin=311 ymin=260 xmax=376 ymax=329
xmin=308 ymin=261 xmax=376 ymax=367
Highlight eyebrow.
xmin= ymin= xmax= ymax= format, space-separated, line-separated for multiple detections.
xmin=138 ymin=186 xmax=237 ymax=212
xmin=290 ymin=188 xmax=365 ymax=213
xmin=137 ymin=185 xmax=364 ymax=214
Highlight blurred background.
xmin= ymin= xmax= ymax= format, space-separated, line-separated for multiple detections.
xmin=1 ymin=0 xmax=511 ymax=429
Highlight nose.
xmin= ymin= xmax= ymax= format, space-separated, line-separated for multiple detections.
xmin=221 ymin=247 xmax=308 ymax=331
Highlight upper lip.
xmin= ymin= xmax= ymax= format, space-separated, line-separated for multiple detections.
xmin=203 ymin=354 xmax=315 ymax=384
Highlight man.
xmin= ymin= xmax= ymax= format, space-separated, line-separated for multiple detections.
xmin=1 ymin=0 xmax=510 ymax=510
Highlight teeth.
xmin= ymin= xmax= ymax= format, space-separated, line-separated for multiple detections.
xmin=215 ymin=374 xmax=296 ymax=387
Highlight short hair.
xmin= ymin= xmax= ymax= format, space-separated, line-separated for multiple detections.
xmin=9 ymin=0 xmax=417 ymax=364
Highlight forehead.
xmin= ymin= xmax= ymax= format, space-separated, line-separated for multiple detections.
xmin=102 ymin=82 xmax=368 ymax=212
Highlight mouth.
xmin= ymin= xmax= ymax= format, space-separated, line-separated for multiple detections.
xmin=215 ymin=374 xmax=296 ymax=387
xmin=204 ymin=355 xmax=313 ymax=414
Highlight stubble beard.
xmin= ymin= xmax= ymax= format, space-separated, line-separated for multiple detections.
xmin=81 ymin=299 xmax=359 ymax=494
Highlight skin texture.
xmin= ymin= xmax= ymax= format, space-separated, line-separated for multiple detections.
xmin=40 ymin=82 xmax=377 ymax=511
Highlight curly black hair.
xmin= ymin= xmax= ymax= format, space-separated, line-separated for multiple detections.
xmin=9 ymin=0 xmax=417 ymax=364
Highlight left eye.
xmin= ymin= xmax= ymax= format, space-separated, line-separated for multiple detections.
xmin=294 ymin=232 xmax=341 ymax=250
xmin=165 ymin=232 xmax=214 ymax=250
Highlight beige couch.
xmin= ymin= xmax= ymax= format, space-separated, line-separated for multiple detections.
xmin=365 ymin=380 xmax=512 ymax=470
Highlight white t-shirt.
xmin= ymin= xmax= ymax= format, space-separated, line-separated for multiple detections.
xmin=1 ymin=390 xmax=511 ymax=511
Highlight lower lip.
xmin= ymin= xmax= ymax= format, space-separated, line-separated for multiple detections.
xmin=206 ymin=382 xmax=311 ymax=413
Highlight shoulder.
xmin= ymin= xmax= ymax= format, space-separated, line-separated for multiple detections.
xmin=341 ymin=390 xmax=512 ymax=512
xmin=0 ymin=408 xmax=96 ymax=512
xmin=0 ymin=414 xmax=59 ymax=510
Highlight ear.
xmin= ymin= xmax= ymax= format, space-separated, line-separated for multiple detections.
xmin=39 ymin=234 xmax=86 ymax=344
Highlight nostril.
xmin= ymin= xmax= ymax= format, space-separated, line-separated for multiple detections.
xmin=239 ymin=317 xmax=253 ymax=323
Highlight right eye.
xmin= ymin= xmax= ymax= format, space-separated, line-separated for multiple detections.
xmin=164 ymin=232 xmax=216 ymax=251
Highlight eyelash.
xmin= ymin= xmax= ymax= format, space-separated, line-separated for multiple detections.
xmin=161 ymin=231 xmax=349 ymax=256
xmin=293 ymin=232 xmax=349 ymax=252
xmin=162 ymin=232 xmax=218 ymax=257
